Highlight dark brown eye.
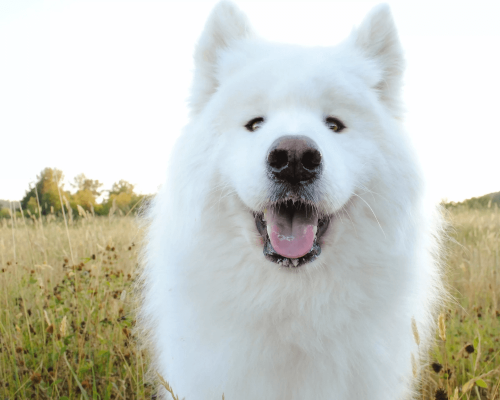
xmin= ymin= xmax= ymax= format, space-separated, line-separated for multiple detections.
xmin=245 ymin=117 xmax=264 ymax=132
xmin=325 ymin=117 xmax=346 ymax=133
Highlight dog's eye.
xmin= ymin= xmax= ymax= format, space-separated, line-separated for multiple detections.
xmin=245 ymin=117 xmax=264 ymax=132
xmin=325 ymin=117 xmax=346 ymax=133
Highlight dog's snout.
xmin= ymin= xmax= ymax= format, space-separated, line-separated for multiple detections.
xmin=267 ymin=135 xmax=322 ymax=185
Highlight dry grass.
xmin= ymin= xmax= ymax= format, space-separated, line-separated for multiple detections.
xmin=0 ymin=213 xmax=149 ymax=399
xmin=421 ymin=206 xmax=500 ymax=399
xmin=0 ymin=206 xmax=499 ymax=399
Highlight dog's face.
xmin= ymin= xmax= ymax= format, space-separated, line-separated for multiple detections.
xmin=190 ymin=2 xmax=405 ymax=268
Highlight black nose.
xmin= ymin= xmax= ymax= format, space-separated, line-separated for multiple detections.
xmin=267 ymin=135 xmax=322 ymax=185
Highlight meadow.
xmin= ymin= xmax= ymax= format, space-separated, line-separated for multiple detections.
xmin=0 ymin=205 xmax=499 ymax=399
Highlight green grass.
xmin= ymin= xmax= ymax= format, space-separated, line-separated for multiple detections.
xmin=0 ymin=206 xmax=499 ymax=399
xmin=0 ymin=214 xmax=150 ymax=399
xmin=421 ymin=206 xmax=500 ymax=399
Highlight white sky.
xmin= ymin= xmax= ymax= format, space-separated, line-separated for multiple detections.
xmin=0 ymin=0 xmax=499 ymax=203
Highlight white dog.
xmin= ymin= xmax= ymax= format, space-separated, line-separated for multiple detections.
xmin=137 ymin=2 xmax=444 ymax=399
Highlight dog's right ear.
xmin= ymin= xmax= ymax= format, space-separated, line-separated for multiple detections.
xmin=189 ymin=1 xmax=254 ymax=115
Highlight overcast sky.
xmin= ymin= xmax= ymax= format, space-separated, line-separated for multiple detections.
xmin=1 ymin=0 xmax=499 ymax=203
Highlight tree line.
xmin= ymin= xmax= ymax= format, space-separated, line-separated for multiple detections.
xmin=442 ymin=191 xmax=500 ymax=210
xmin=0 ymin=168 xmax=151 ymax=218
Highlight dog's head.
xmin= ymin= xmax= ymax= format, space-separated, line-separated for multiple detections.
xmin=188 ymin=1 xmax=408 ymax=268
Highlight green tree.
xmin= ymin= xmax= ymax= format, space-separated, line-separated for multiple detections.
xmin=0 ymin=204 xmax=7 ymax=219
xmin=71 ymin=174 xmax=103 ymax=196
xmin=70 ymin=174 xmax=103 ymax=212
xmin=26 ymin=197 xmax=39 ymax=215
xmin=95 ymin=180 xmax=143 ymax=216
xmin=21 ymin=168 xmax=66 ymax=215
xmin=109 ymin=180 xmax=135 ymax=196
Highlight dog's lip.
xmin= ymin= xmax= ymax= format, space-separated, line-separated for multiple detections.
xmin=252 ymin=203 xmax=331 ymax=268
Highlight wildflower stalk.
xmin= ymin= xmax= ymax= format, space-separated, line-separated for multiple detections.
xmin=56 ymin=177 xmax=75 ymax=265
xmin=63 ymin=352 xmax=89 ymax=400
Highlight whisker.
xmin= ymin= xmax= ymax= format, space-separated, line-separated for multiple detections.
xmin=351 ymin=192 xmax=386 ymax=239
xmin=341 ymin=200 xmax=357 ymax=237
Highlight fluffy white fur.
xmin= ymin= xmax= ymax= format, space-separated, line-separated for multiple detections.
xmin=137 ymin=2 xmax=444 ymax=399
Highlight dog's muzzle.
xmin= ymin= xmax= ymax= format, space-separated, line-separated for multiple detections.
xmin=254 ymin=201 xmax=330 ymax=268
xmin=253 ymin=135 xmax=330 ymax=267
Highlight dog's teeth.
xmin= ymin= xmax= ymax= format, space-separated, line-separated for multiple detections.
xmin=263 ymin=209 xmax=267 ymax=221
xmin=267 ymin=225 xmax=272 ymax=237
xmin=291 ymin=259 xmax=299 ymax=267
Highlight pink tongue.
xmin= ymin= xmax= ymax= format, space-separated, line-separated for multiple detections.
xmin=265 ymin=205 xmax=318 ymax=259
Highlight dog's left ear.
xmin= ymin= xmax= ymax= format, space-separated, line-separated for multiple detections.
xmin=189 ymin=0 xmax=254 ymax=115
xmin=351 ymin=4 xmax=405 ymax=114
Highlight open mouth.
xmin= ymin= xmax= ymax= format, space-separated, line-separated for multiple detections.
xmin=253 ymin=199 xmax=330 ymax=268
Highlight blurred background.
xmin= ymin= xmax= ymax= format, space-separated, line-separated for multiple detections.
xmin=1 ymin=0 xmax=499 ymax=205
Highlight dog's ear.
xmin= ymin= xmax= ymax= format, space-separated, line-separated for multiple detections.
xmin=351 ymin=4 xmax=405 ymax=114
xmin=190 ymin=0 xmax=254 ymax=114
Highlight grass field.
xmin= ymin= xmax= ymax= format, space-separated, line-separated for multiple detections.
xmin=0 ymin=206 xmax=499 ymax=399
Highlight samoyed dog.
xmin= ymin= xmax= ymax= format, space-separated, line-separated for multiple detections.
xmin=138 ymin=1 xmax=444 ymax=399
